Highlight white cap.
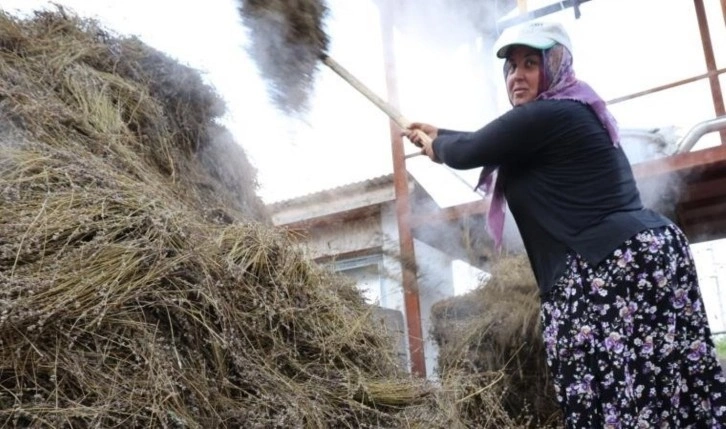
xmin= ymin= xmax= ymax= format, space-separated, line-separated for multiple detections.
xmin=494 ymin=21 xmax=572 ymax=58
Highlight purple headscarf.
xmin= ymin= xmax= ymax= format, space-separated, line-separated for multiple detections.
xmin=477 ymin=44 xmax=620 ymax=250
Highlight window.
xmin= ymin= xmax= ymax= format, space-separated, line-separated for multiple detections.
xmin=333 ymin=254 xmax=385 ymax=307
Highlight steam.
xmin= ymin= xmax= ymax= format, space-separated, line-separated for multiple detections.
xmin=390 ymin=0 xmax=506 ymax=124
xmin=198 ymin=124 xmax=269 ymax=221
xmin=619 ymin=126 xmax=685 ymax=218
xmin=387 ymin=0 xmax=521 ymax=264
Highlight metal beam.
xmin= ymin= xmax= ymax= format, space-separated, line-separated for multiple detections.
xmin=498 ymin=0 xmax=592 ymax=30
xmin=517 ymin=0 xmax=528 ymax=14
xmin=409 ymin=145 xmax=726 ymax=230
xmin=679 ymin=201 xmax=726 ymax=222
xmin=683 ymin=176 xmax=726 ymax=202
xmin=631 ymin=144 xmax=726 ymax=178
xmin=380 ymin=1 xmax=426 ymax=378
xmin=607 ymin=68 xmax=726 ymax=106
xmin=680 ymin=213 xmax=726 ymax=243
xmin=694 ymin=0 xmax=726 ymax=144
xmin=411 ymin=145 xmax=726 ymax=226
xmin=678 ymin=116 xmax=726 ymax=152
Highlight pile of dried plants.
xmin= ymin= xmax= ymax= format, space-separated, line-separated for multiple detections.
xmin=0 ymin=8 xmax=468 ymax=428
xmin=431 ymin=255 xmax=563 ymax=428
xmin=236 ymin=0 xmax=329 ymax=114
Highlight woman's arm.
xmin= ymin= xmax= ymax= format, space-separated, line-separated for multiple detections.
xmin=433 ymin=101 xmax=558 ymax=169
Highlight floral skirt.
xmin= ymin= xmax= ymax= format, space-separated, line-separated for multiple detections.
xmin=541 ymin=225 xmax=726 ymax=428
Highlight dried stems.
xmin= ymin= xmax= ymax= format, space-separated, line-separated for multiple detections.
xmin=0 ymin=7 xmax=472 ymax=428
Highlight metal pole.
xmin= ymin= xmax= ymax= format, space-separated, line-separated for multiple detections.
xmin=379 ymin=0 xmax=427 ymax=377
xmin=517 ymin=0 xmax=528 ymax=14
xmin=677 ymin=116 xmax=726 ymax=152
xmin=694 ymin=0 xmax=726 ymax=144
xmin=607 ymin=68 xmax=726 ymax=105
xmin=497 ymin=0 xmax=592 ymax=30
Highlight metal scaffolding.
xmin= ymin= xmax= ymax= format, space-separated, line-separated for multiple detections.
xmin=380 ymin=0 xmax=726 ymax=377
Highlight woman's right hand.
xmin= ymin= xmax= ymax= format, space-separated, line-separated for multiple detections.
xmin=403 ymin=122 xmax=438 ymax=147
xmin=402 ymin=122 xmax=441 ymax=163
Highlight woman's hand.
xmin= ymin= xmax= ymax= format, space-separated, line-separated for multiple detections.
xmin=405 ymin=122 xmax=438 ymax=145
xmin=402 ymin=122 xmax=441 ymax=163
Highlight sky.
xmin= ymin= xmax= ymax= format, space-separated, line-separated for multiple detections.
xmin=1 ymin=0 xmax=725 ymax=207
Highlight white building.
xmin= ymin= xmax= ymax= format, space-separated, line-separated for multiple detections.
xmin=692 ymin=239 xmax=726 ymax=336
xmin=268 ymin=174 xmax=490 ymax=378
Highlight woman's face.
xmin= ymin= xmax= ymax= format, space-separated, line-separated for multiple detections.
xmin=505 ymin=46 xmax=542 ymax=106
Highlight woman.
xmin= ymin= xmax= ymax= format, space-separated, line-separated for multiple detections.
xmin=405 ymin=21 xmax=726 ymax=428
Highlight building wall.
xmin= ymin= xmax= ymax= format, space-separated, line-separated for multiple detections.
xmin=295 ymin=200 xmax=464 ymax=379
xmin=413 ymin=239 xmax=456 ymax=378
xmin=304 ymin=215 xmax=384 ymax=260
xmin=378 ymin=202 xmax=459 ymax=378
xmin=692 ymin=239 xmax=726 ymax=336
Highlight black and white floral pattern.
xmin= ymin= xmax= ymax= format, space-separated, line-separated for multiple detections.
xmin=542 ymin=225 xmax=726 ymax=428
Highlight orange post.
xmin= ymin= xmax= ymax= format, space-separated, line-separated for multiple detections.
xmin=517 ymin=0 xmax=528 ymax=13
xmin=378 ymin=0 xmax=426 ymax=377
xmin=694 ymin=0 xmax=726 ymax=144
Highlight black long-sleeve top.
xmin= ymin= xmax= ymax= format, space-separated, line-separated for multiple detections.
xmin=432 ymin=99 xmax=671 ymax=296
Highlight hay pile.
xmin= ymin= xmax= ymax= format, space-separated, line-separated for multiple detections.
xmin=431 ymin=255 xmax=563 ymax=428
xmin=237 ymin=0 xmax=329 ymax=115
xmin=0 ymin=8 xmax=460 ymax=428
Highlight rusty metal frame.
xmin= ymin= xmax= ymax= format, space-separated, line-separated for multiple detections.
xmin=632 ymin=144 xmax=726 ymax=178
xmin=380 ymin=1 xmax=426 ymax=378
xmin=377 ymin=0 xmax=726 ymax=377
xmin=393 ymin=0 xmax=726 ymax=199
xmin=693 ymin=0 xmax=726 ymax=143
xmin=606 ymin=68 xmax=726 ymax=105
xmin=604 ymin=0 xmax=725 ymax=146
xmin=499 ymin=0 xmax=592 ymax=29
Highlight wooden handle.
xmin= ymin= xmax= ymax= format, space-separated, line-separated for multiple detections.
xmin=321 ymin=54 xmax=411 ymax=129
xmin=320 ymin=54 xmax=433 ymax=150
